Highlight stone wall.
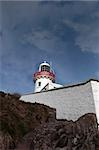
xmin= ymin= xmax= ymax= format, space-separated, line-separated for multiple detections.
xmin=20 ymin=80 xmax=97 ymax=121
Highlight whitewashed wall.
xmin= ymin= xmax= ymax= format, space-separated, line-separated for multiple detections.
xmin=20 ymin=80 xmax=97 ymax=121
xmin=91 ymin=81 xmax=99 ymax=124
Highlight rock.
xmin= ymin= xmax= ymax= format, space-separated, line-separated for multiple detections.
xmin=55 ymin=133 xmax=67 ymax=148
xmin=0 ymin=92 xmax=99 ymax=150
xmin=0 ymin=131 xmax=14 ymax=150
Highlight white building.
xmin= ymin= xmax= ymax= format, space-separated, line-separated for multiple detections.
xmin=33 ymin=61 xmax=63 ymax=92
xmin=20 ymin=62 xmax=99 ymax=126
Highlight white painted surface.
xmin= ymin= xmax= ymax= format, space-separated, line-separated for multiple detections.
xmin=34 ymin=78 xmax=63 ymax=92
xmin=51 ymin=83 xmax=63 ymax=88
xmin=34 ymin=78 xmax=52 ymax=92
xmin=34 ymin=61 xmax=63 ymax=92
xmin=20 ymin=80 xmax=97 ymax=121
xmin=91 ymin=81 xmax=99 ymax=124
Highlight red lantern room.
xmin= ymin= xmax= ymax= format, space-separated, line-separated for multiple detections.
xmin=33 ymin=61 xmax=55 ymax=83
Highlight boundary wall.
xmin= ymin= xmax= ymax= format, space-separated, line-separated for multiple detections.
xmin=20 ymin=80 xmax=99 ymax=121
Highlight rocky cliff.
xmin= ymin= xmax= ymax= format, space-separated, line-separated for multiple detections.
xmin=0 ymin=92 xmax=99 ymax=150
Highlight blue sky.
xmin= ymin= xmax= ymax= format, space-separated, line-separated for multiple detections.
xmin=0 ymin=1 xmax=99 ymax=94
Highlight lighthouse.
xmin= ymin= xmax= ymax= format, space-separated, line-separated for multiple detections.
xmin=33 ymin=61 xmax=63 ymax=92
xmin=20 ymin=63 xmax=99 ymax=125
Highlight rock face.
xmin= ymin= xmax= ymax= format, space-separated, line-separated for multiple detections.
xmin=0 ymin=92 xmax=99 ymax=150
xmin=16 ymin=114 xmax=99 ymax=150
xmin=0 ymin=92 xmax=55 ymax=149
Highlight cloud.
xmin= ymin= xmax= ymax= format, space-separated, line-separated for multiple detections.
xmin=21 ymin=29 xmax=67 ymax=54
xmin=2 ymin=1 xmax=99 ymax=55
xmin=18 ymin=1 xmax=99 ymax=55
xmin=75 ymin=28 xmax=99 ymax=54
xmin=63 ymin=20 xmax=90 ymax=32
xmin=63 ymin=17 xmax=99 ymax=54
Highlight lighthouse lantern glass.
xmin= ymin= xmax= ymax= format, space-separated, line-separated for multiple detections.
xmin=41 ymin=65 xmax=50 ymax=72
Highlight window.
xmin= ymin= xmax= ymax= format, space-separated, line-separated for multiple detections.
xmin=38 ymin=82 xmax=41 ymax=86
xmin=41 ymin=65 xmax=50 ymax=72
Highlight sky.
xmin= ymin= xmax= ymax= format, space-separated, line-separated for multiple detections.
xmin=0 ymin=1 xmax=99 ymax=94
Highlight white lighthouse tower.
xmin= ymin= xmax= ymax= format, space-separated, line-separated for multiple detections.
xmin=33 ymin=61 xmax=63 ymax=92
